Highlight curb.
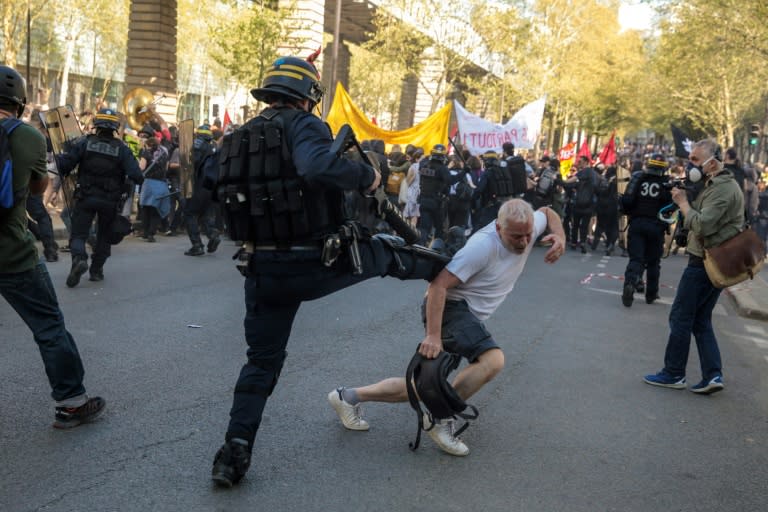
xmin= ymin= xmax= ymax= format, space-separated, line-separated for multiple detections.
xmin=726 ymin=275 xmax=768 ymax=322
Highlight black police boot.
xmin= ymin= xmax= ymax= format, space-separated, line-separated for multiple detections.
xmin=211 ymin=439 xmax=251 ymax=488
xmin=622 ymin=280 xmax=635 ymax=308
xmin=44 ymin=243 xmax=59 ymax=262
xmin=66 ymin=256 xmax=89 ymax=288
xmin=89 ymin=266 xmax=104 ymax=282
xmin=645 ymin=289 xmax=660 ymax=304
xmin=184 ymin=244 xmax=205 ymax=256
xmin=207 ymin=235 xmax=222 ymax=254
xmin=635 ymin=281 xmax=645 ymax=294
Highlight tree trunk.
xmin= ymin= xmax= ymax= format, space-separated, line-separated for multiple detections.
xmin=59 ymin=34 xmax=78 ymax=107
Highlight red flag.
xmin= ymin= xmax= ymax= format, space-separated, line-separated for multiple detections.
xmin=577 ymin=139 xmax=592 ymax=164
xmin=223 ymin=110 xmax=232 ymax=129
xmin=598 ymin=130 xmax=617 ymax=165
xmin=371 ymin=116 xmax=378 ymax=126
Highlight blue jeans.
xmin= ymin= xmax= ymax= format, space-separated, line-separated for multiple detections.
xmin=663 ymin=261 xmax=723 ymax=380
xmin=0 ymin=262 xmax=86 ymax=402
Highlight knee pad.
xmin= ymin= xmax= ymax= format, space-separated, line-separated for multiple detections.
xmin=235 ymin=350 xmax=287 ymax=398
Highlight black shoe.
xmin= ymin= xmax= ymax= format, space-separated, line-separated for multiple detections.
xmin=53 ymin=396 xmax=106 ymax=429
xmin=60 ymin=245 xmax=71 ymax=253
xmin=145 ymin=235 xmax=156 ymax=243
xmin=622 ymin=282 xmax=635 ymax=307
xmin=66 ymin=257 xmax=89 ymax=288
xmin=580 ymin=244 xmax=587 ymax=254
xmin=212 ymin=440 xmax=251 ymax=488
xmin=636 ymin=281 xmax=645 ymax=293
xmin=207 ymin=236 xmax=222 ymax=254
xmin=44 ymin=246 xmax=59 ymax=262
xmin=184 ymin=244 xmax=205 ymax=256
xmin=645 ymin=293 xmax=660 ymax=304
xmin=89 ymin=268 xmax=104 ymax=282
xmin=605 ymin=244 xmax=615 ymax=257
xmin=164 ymin=230 xmax=177 ymax=237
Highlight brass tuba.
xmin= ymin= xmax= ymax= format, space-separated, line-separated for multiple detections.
xmin=122 ymin=87 xmax=165 ymax=130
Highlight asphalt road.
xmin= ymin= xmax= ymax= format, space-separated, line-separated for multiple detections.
xmin=2 ymin=235 xmax=767 ymax=512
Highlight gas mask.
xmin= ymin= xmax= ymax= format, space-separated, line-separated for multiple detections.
xmin=685 ymin=159 xmax=708 ymax=183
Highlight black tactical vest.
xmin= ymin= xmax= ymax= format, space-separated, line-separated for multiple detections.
xmin=217 ymin=108 xmax=341 ymax=247
xmin=78 ymin=135 xmax=123 ymax=199
xmin=419 ymin=159 xmax=446 ymax=199
xmin=192 ymin=137 xmax=214 ymax=183
xmin=483 ymin=162 xmax=515 ymax=204
xmin=627 ymin=172 xmax=671 ymax=219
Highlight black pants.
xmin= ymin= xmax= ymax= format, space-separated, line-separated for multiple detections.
xmin=593 ymin=209 xmax=619 ymax=248
xmin=446 ymin=199 xmax=471 ymax=229
xmin=225 ymin=238 xmax=446 ymax=446
xmin=26 ymin=194 xmax=56 ymax=251
xmin=624 ymin=217 xmax=666 ymax=298
xmin=185 ymin=193 xmax=218 ymax=246
xmin=417 ymin=196 xmax=445 ymax=243
xmin=70 ymin=196 xmax=117 ymax=269
xmin=141 ymin=206 xmax=162 ymax=237
xmin=167 ymin=178 xmax=185 ymax=232
xmin=570 ymin=209 xmax=593 ymax=247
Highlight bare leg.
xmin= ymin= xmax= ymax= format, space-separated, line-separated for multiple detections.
xmin=452 ymin=348 xmax=505 ymax=400
xmin=355 ymin=377 xmax=409 ymax=403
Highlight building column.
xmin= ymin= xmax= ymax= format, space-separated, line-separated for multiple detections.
xmin=321 ymin=40 xmax=351 ymax=108
xmin=397 ymin=73 xmax=419 ymax=130
xmin=125 ymin=0 xmax=178 ymax=124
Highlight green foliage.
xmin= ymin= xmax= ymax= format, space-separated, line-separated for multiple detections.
xmin=209 ymin=2 xmax=300 ymax=91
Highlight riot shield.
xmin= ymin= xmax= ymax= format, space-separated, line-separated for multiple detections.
xmin=39 ymin=106 xmax=84 ymax=219
xmin=177 ymin=119 xmax=194 ymax=198
xmin=615 ymin=162 xmax=631 ymax=252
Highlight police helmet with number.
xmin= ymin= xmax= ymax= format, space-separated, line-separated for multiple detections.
xmin=250 ymin=56 xmax=325 ymax=108
xmin=93 ymin=108 xmax=121 ymax=132
xmin=0 ymin=65 xmax=27 ymax=117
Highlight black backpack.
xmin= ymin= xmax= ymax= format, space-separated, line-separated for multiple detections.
xmin=0 ymin=118 xmax=23 ymax=217
xmin=405 ymin=349 xmax=478 ymax=451
xmin=574 ymin=170 xmax=596 ymax=209
xmin=452 ymin=171 xmax=473 ymax=202
xmin=505 ymin=155 xmax=528 ymax=196
xmin=536 ymin=168 xmax=557 ymax=197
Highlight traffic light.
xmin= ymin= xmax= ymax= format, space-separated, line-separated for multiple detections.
xmin=749 ymin=124 xmax=761 ymax=146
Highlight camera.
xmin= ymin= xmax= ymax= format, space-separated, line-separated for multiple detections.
xmin=662 ymin=179 xmax=686 ymax=190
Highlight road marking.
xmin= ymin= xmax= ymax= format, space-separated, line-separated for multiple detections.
xmin=744 ymin=324 xmax=765 ymax=335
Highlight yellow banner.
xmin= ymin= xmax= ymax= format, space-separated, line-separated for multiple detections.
xmin=557 ymin=141 xmax=577 ymax=178
xmin=326 ymin=82 xmax=452 ymax=152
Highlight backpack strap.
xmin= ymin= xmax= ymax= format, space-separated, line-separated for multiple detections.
xmin=405 ymin=349 xmax=427 ymax=451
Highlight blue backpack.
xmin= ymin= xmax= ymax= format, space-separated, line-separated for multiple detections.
xmin=0 ymin=117 xmax=24 ymax=215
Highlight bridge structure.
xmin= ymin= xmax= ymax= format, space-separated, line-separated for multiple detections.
xmin=125 ymin=0 xmax=500 ymax=127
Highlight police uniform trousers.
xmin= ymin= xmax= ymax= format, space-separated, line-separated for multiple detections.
xmin=624 ymin=216 xmax=666 ymax=298
xmin=70 ymin=195 xmax=117 ymax=270
xmin=184 ymin=189 xmax=218 ymax=246
xmin=26 ymin=194 xmax=57 ymax=252
xmin=417 ymin=195 xmax=445 ymax=243
xmin=225 ymin=238 xmax=444 ymax=446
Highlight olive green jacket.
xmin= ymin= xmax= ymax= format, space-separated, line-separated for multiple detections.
xmin=684 ymin=170 xmax=744 ymax=257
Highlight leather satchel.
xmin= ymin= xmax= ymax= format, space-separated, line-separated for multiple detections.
xmin=702 ymin=227 xmax=766 ymax=288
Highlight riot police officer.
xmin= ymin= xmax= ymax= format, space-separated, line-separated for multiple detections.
xmin=619 ymin=154 xmax=672 ymax=307
xmin=57 ymin=109 xmax=143 ymax=287
xmin=417 ymin=144 xmax=452 ymax=243
xmin=183 ymin=124 xmax=220 ymax=256
xmin=210 ymin=56 xmax=446 ymax=488
xmin=473 ymin=150 xmax=515 ymax=232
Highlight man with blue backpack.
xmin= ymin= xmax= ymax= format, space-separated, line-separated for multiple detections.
xmin=0 ymin=65 xmax=105 ymax=428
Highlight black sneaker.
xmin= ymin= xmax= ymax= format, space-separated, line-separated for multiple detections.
xmin=53 ymin=396 xmax=106 ymax=429
xmin=44 ymin=246 xmax=59 ymax=262
xmin=207 ymin=236 xmax=222 ymax=254
xmin=66 ymin=257 xmax=89 ymax=288
xmin=622 ymin=282 xmax=634 ymax=307
xmin=212 ymin=440 xmax=251 ymax=488
xmin=184 ymin=244 xmax=205 ymax=256
xmin=89 ymin=268 xmax=104 ymax=282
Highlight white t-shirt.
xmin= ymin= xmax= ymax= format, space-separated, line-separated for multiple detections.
xmin=445 ymin=211 xmax=547 ymax=321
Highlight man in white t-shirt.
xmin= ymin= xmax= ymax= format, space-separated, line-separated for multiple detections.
xmin=328 ymin=199 xmax=566 ymax=456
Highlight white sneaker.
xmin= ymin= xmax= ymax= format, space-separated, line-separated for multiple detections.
xmin=423 ymin=413 xmax=469 ymax=456
xmin=328 ymin=388 xmax=369 ymax=431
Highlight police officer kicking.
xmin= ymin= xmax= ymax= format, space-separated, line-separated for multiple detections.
xmin=328 ymin=199 xmax=566 ymax=456
xmin=183 ymin=124 xmax=220 ymax=256
xmin=619 ymin=154 xmax=672 ymax=306
xmin=210 ymin=56 xmax=447 ymax=488
xmin=56 ymin=109 xmax=144 ymax=287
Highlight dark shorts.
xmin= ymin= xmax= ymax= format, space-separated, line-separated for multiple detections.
xmin=421 ymin=299 xmax=499 ymax=363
